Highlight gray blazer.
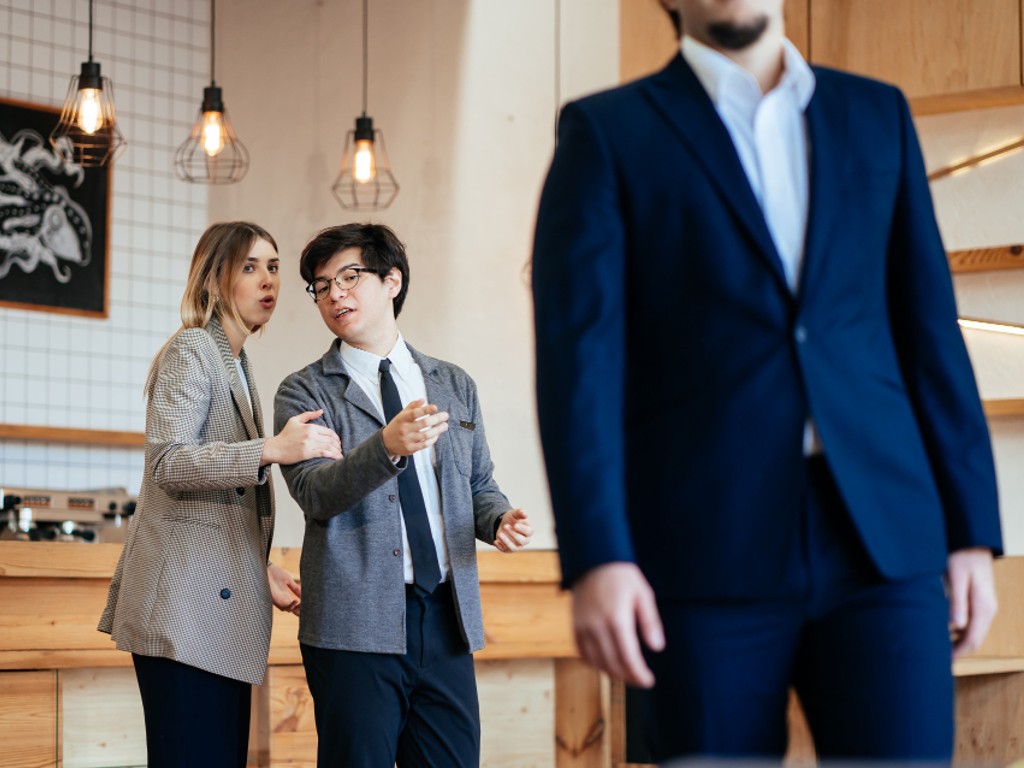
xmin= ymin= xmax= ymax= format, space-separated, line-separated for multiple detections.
xmin=274 ymin=341 xmax=509 ymax=654
xmin=98 ymin=318 xmax=275 ymax=685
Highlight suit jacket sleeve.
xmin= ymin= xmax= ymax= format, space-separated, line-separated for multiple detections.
xmin=532 ymin=101 xmax=636 ymax=586
xmin=274 ymin=372 xmax=402 ymax=522
xmin=147 ymin=331 xmax=266 ymax=492
xmin=885 ymin=88 xmax=1002 ymax=554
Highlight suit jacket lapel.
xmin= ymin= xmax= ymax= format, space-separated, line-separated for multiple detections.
xmin=641 ymin=55 xmax=788 ymax=291
xmin=208 ymin=317 xmax=260 ymax=441
xmin=799 ymin=74 xmax=850 ymax=296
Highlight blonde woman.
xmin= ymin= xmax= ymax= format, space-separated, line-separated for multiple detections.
xmin=99 ymin=221 xmax=341 ymax=767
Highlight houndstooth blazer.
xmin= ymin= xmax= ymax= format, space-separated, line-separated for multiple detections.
xmin=98 ymin=317 xmax=275 ymax=685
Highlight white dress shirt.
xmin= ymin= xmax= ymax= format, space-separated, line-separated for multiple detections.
xmin=682 ymin=35 xmax=820 ymax=452
xmin=339 ymin=336 xmax=450 ymax=583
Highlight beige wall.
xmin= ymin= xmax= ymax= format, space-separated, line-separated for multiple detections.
xmin=209 ymin=0 xmax=1024 ymax=557
xmin=209 ymin=0 xmax=619 ymax=548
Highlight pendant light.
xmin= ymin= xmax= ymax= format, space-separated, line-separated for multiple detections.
xmin=331 ymin=0 xmax=399 ymax=210
xmin=49 ymin=0 xmax=126 ymax=167
xmin=174 ymin=0 xmax=249 ymax=184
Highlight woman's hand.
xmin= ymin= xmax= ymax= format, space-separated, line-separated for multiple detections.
xmin=262 ymin=409 xmax=342 ymax=466
xmin=267 ymin=562 xmax=301 ymax=615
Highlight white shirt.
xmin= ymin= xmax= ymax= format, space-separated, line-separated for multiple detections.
xmin=339 ymin=335 xmax=450 ymax=583
xmin=682 ymin=36 xmax=821 ymax=453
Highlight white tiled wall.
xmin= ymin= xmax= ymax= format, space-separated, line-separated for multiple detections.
xmin=0 ymin=0 xmax=210 ymax=494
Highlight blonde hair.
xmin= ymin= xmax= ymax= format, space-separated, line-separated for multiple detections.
xmin=146 ymin=221 xmax=278 ymax=395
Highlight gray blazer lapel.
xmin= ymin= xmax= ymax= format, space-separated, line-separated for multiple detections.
xmin=320 ymin=340 xmax=387 ymax=426
xmin=207 ymin=317 xmax=260 ymax=441
xmin=409 ymin=346 xmax=453 ymax=467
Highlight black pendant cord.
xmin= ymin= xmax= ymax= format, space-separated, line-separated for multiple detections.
xmin=87 ymin=0 xmax=94 ymax=62
xmin=210 ymin=0 xmax=216 ymax=87
xmin=361 ymin=0 xmax=368 ymax=116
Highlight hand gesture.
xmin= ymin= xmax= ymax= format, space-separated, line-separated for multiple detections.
xmin=493 ymin=508 xmax=534 ymax=552
xmin=382 ymin=399 xmax=449 ymax=457
xmin=267 ymin=562 xmax=301 ymax=615
xmin=263 ymin=409 xmax=343 ymax=466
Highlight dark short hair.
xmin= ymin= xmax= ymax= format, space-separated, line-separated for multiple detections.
xmin=299 ymin=223 xmax=410 ymax=317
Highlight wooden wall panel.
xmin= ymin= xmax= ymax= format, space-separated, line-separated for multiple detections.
xmin=619 ymin=0 xmax=809 ymax=83
xmin=61 ymin=668 xmax=146 ymax=768
xmin=554 ymin=658 xmax=607 ymax=767
xmin=809 ymin=0 xmax=1021 ymax=99
xmin=0 ymin=670 xmax=57 ymax=768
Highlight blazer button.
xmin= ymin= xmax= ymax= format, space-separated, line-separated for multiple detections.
xmin=794 ymin=325 xmax=808 ymax=344
xmin=236 ymin=487 xmax=245 ymax=496
xmin=392 ymin=548 xmax=401 ymax=557
xmin=220 ymin=588 xmax=231 ymax=599
xmin=388 ymin=494 xmax=396 ymax=502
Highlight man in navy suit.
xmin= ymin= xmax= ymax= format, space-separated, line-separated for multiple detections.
xmin=531 ymin=0 xmax=1003 ymax=761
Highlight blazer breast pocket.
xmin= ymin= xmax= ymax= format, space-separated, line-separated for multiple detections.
xmin=447 ymin=414 xmax=475 ymax=477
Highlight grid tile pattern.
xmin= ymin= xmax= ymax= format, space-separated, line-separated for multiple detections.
xmin=0 ymin=0 xmax=210 ymax=494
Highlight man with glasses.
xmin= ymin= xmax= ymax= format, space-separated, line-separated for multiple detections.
xmin=274 ymin=223 xmax=533 ymax=767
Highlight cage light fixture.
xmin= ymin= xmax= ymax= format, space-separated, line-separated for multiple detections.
xmin=174 ymin=0 xmax=249 ymax=184
xmin=50 ymin=0 xmax=126 ymax=167
xmin=331 ymin=0 xmax=399 ymax=210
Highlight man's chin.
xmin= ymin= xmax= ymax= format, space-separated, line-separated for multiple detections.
xmin=707 ymin=15 xmax=770 ymax=50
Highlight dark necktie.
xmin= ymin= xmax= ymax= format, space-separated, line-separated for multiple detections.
xmin=379 ymin=358 xmax=441 ymax=594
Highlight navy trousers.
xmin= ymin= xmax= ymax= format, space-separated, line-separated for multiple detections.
xmin=132 ymin=653 xmax=251 ymax=768
xmin=644 ymin=457 xmax=955 ymax=762
xmin=301 ymin=581 xmax=480 ymax=768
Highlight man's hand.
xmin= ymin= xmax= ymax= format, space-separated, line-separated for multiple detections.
xmin=572 ymin=562 xmax=665 ymax=688
xmin=493 ymin=508 xmax=534 ymax=552
xmin=947 ymin=547 xmax=997 ymax=659
xmin=268 ymin=562 xmax=301 ymax=616
xmin=382 ymin=399 xmax=449 ymax=457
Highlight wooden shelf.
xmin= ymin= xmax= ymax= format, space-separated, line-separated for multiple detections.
xmin=955 ymin=656 xmax=1024 ymax=677
xmin=983 ymin=399 xmax=1024 ymax=418
xmin=0 ymin=424 xmax=144 ymax=448
xmin=911 ymin=85 xmax=1024 ymax=116
xmin=949 ymin=245 xmax=1024 ymax=274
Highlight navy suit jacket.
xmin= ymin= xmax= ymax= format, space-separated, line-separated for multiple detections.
xmin=532 ymin=55 xmax=1002 ymax=600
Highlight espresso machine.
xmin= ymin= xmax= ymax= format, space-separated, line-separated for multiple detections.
xmin=0 ymin=486 xmax=137 ymax=543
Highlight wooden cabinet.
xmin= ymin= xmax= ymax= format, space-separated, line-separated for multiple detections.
xmin=0 ymin=670 xmax=58 ymax=768
xmin=620 ymin=0 xmax=1024 ymax=113
xmin=808 ymin=0 xmax=1023 ymax=112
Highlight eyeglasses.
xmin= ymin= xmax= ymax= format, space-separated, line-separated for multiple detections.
xmin=305 ymin=267 xmax=379 ymax=302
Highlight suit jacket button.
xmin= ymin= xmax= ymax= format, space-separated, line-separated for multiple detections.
xmin=236 ymin=487 xmax=245 ymax=496
xmin=392 ymin=548 xmax=401 ymax=557
xmin=388 ymin=494 xmax=396 ymax=502
xmin=220 ymin=588 xmax=231 ymax=599
xmin=794 ymin=325 xmax=808 ymax=344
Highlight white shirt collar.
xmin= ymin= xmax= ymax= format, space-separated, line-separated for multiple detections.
xmin=681 ymin=35 xmax=815 ymax=112
xmin=339 ymin=334 xmax=415 ymax=382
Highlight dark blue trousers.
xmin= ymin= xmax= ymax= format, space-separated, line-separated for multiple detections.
xmin=645 ymin=457 xmax=954 ymax=762
xmin=132 ymin=653 xmax=251 ymax=768
xmin=301 ymin=581 xmax=480 ymax=767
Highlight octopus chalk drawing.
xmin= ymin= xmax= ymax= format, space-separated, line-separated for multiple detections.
xmin=0 ymin=128 xmax=92 ymax=284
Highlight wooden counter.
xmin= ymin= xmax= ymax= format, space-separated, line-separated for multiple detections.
xmin=5 ymin=542 xmax=1024 ymax=767
xmin=0 ymin=542 xmax=605 ymax=768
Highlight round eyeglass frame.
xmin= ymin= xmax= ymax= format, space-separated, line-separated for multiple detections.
xmin=305 ymin=266 xmax=379 ymax=302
